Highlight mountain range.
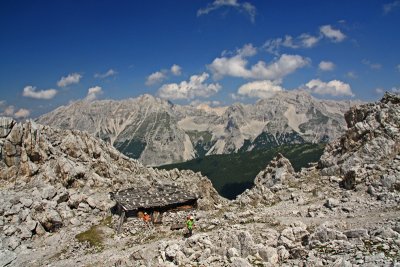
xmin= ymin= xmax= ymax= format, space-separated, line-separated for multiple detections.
xmin=37 ymin=90 xmax=360 ymax=166
xmin=1 ymin=93 xmax=399 ymax=266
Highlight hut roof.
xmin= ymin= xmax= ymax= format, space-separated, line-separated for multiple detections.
xmin=111 ymin=183 xmax=197 ymax=210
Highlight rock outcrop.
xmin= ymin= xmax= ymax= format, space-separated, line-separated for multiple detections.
xmin=236 ymin=153 xmax=296 ymax=206
xmin=1 ymin=93 xmax=399 ymax=267
xmin=0 ymin=119 xmax=224 ymax=258
xmin=319 ymin=92 xmax=400 ymax=192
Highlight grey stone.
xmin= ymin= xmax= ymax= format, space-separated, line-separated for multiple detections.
xmin=258 ymin=246 xmax=278 ymax=264
xmin=70 ymin=217 xmax=81 ymax=226
xmin=238 ymin=231 xmax=255 ymax=257
xmin=41 ymin=185 xmax=57 ymax=200
xmin=4 ymin=204 xmax=22 ymax=216
xmin=277 ymin=245 xmax=290 ymax=261
xmin=341 ymin=170 xmax=356 ymax=190
xmin=343 ymin=229 xmax=369 ymax=239
xmin=18 ymin=225 xmax=32 ymax=240
xmin=35 ymin=223 xmax=46 ymax=236
xmin=165 ymin=243 xmax=180 ymax=260
xmin=261 ymin=229 xmax=279 ymax=247
xmin=37 ymin=209 xmax=63 ymax=232
xmin=68 ymin=193 xmax=84 ymax=208
xmin=229 ymin=257 xmax=251 ymax=267
xmin=331 ymin=258 xmax=352 ymax=267
xmin=0 ymin=249 xmax=17 ymax=267
xmin=77 ymin=202 xmax=90 ymax=212
xmin=25 ymin=220 xmax=37 ymax=231
xmin=19 ymin=197 xmax=33 ymax=208
xmin=18 ymin=209 xmax=30 ymax=221
xmin=54 ymin=188 xmax=69 ymax=204
xmin=5 ymin=236 xmax=20 ymax=250
xmin=324 ymin=198 xmax=340 ymax=209
xmin=309 ymin=227 xmax=347 ymax=247
xmin=4 ymin=225 xmax=17 ymax=236
xmin=227 ymin=247 xmax=239 ymax=259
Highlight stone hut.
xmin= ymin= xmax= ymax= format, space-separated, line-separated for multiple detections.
xmin=111 ymin=183 xmax=197 ymax=230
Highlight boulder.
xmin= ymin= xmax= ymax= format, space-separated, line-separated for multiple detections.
xmin=229 ymin=257 xmax=251 ymax=267
xmin=324 ymin=198 xmax=340 ymax=209
xmin=19 ymin=198 xmax=33 ymax=208
xmin=5 ymin=236 xmax=20 ymax=251
xmin=41 ymin=185 xmax=57 ymax=200
xmin=343 ymin=229 xmax=369 ymax=239
xmin=258 ymin=246 xmax=278 ymax=264
xmin=308 ymin=227 xmax=347 ymax=247
xmin=37 ymin=209 xmax=63 ymax=232
xmin=0 ymin=249 xmax=17 ymax=267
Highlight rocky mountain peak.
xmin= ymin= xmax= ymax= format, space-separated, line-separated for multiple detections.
xmin=319 ymin=92 xmax=400 ymax=189
xmin=235 ymin=153 xmax=296 ymax=206
xmin=1 ymin=93 xmax=400 ymax=266
xmin=37 ymin=91 xmax=358 ymax=166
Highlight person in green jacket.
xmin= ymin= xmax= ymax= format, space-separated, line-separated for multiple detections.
xmin=186 ymin=215 xmax=195 ymax=237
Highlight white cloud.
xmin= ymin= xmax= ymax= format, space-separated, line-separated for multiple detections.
xmin=171 ymin=64 xmax=182 ymax=76
xmin=320 ymin=25 xmax=346 ymax=42
xmin=376 ymin=88 xmax=385 ymax=94
xmin=383 ymin=1 xmax=400 ymax=14
xmin=230 ymin=93 xmax=245 ymax=101
xmin=208 ymin=50 xmax=252 ymax=79
xmin=22 ymin=86 xmax=57 ymax=100
xmin=304 ymin=79 xmax=354 ymax=97
xmin=396 ymin=64 xmax=400 ymax=72
xmin=4 ymin=106 xmax=15 ymax=116
xmin=264 ymin=34 xmax=321 ymax=55
xmin=346 ymin=71 xmax=357 ymax=79
xmin=0 ymin=103 xmax=15 ymax=116
xmin=14 ymin=108 xmax=30 ymax=118
xmin=197 ymin=0 xmax=256 ymax=22
xmin=250 ymin=54 xmax=310 ymax=80
xmin=57 ymin=73 xmax=82 ymax=87
xmin=237 ymin=80 xmax=284 ymax=99
xmin=190 ymin=100 xmax=221 ymax=107
xmin=158 ymin=73 xmax=221 ymax=100
xmin=94 ymin=69 xmax=117 ymax=79
xmin=85 ymin=86 xmax=103 ymax=101
xmin=146 ymin=64 xmax=182 ymax=86
xmin=265 ymin=25 xmax=346 ymax=55
xmin=318 ymin=61 xmax=335 ymax=71
xmin=145 ymin=71 xmax=167 ymax=86
xmin=299 ymin=33 xmax=321 ymax=48
xmin=208 ymin=44 xmax=309 ymax=80
xmin=362 ymin=59 xmax=382 ymax=70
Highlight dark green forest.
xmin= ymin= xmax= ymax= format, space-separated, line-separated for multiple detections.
xmin=156 ymin=143 xmax=325 ymax=199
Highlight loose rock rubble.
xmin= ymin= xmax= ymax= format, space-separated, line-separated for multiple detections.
xmin=0 ymin=93 xmax=399 ymax=266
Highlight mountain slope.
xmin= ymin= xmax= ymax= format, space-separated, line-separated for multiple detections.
xmin=157 ymin=143 xmax=325 ymax=199
xmin=37 ymin=90 xmax=360 ymax=166
xmin=1 ymin=93 xmax=399 ymax=267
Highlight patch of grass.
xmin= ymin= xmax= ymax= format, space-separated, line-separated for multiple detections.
xmin=75 ymin=216 xmax=113 ymax=249
xmin=75 ymin=225 xmax=105 ymax=249
xmin=101 ymin=215 xmax=112 ymax=226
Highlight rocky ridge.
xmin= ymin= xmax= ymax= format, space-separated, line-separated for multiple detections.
xmin=0 ymin=93 xmax=399 ymax=266
xmin=0 ymin=117 xmax=223 ymax=266
xmin=37 ymin=90 xmax=359 ymax=166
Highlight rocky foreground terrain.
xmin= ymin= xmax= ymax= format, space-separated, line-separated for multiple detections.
xmin=0 ymin=93 xmax=399 ymax=266
xmin=38 ymin=90 xmax=359 ymax=166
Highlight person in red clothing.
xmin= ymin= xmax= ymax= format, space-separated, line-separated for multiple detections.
xmin=143 ymin=212 xmax=151 ymax=228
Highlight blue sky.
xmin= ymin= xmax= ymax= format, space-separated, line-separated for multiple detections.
xmin=0 ymin=0 xmax=399 ymax=118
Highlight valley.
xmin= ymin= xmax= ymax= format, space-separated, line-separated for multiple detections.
xmin=157 ymin=143 xmax=325 ymax=199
